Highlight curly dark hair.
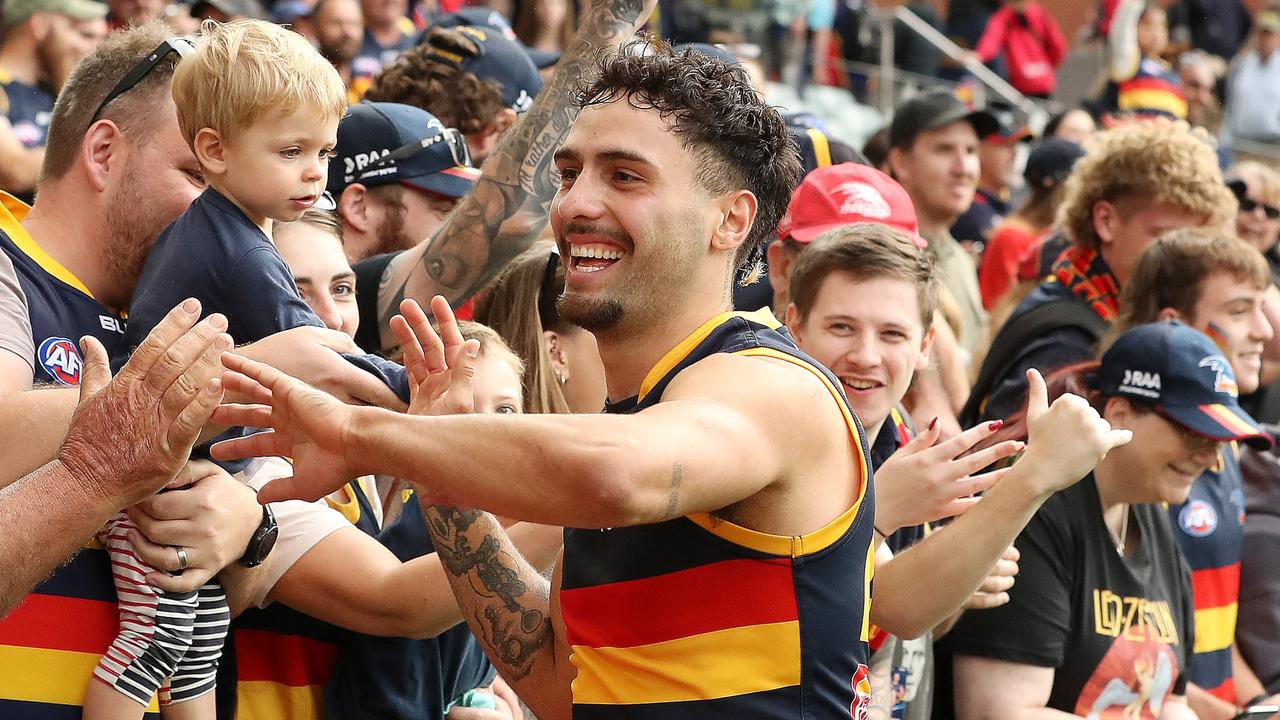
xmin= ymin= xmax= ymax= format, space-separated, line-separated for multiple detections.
xmin=572 ymin=38 xmax=801 ymax=284
xmin=364 ymin=27 xmax=505 ymax=135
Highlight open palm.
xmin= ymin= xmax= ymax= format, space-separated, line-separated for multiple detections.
xmin=211 ymin=353 xmax=358 ymax=503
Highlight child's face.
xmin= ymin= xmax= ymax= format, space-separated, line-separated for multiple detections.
xmin=473 ymin=353 xmax=523 ymax=415
xmin=218 ymin=108 xmax=339 ymax=229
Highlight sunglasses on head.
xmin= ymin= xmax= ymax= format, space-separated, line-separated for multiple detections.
xmin=1229 ymin=179 xmax=1280 ymax=219
xmin=90 ymin=37 xmax=195 ymax=123
xmin=361 ymin=127 xmax=472 ymax=178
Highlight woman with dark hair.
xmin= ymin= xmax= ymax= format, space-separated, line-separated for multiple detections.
xmin=942 ymin=321 xmax=1273 ymax=720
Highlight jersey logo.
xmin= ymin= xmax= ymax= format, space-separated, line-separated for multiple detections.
xmin=1178 ymin=499 xmax=1217 ymax=538
xmin=850 ymin=663 xmax=872 ymax=720
xmin=38 ymin=336 xmax=82 ymax=385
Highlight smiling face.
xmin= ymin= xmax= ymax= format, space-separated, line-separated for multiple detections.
xmin=1186 ymin=272 xmax=1272 ymax=395
xmin=1106 ymin=399 xmax=1221 ymax=505
xmin=789 ymin=272 xmax=933 ymax=437
xmin=550 ymin=101 xmax=718 ymax=335
xmin=274 ymin=219 xmax=360 ymax=338
xmin=890 ymin=121 xmax=981 ymax=231
xmin=212 ymin=107 xmax=339 ymax=231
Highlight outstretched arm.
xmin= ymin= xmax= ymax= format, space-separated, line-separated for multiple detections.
xmin=0 ymin=300 xmax=228 ymax=616
xmin=369 ymin=0 xmax=657 ymax=351
xmin=871 ymin=371 xmax=1131 ymax=639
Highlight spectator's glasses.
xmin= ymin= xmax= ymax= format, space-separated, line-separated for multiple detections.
xmin=90 ymin=37 xmax=196 ymax=123
xmin=1229 ymin=179 xmax=1280 ymax=220
xmin=1158 ymin=411 xmax=1224 ymax=455
xmin=362 ymin=128 xmax=472 ymax=176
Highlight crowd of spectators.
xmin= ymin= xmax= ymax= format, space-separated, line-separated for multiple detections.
xmin=3 ymin=0 xmax=1280 ymax=719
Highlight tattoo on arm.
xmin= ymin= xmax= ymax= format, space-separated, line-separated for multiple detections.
xmin=375 ymin=0 xmax=651 ymax=348
xmin=423 ymin=504 xmax=553 ymax=679
xmin=664 ymin=463 xmax=683 ymax=518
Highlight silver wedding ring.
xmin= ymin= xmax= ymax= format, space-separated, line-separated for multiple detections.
xmin=175 ymin=547 xmax=189 ymax=572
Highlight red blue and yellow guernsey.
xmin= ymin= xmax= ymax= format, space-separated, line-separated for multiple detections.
xmin=1168 ymin=444 xmax=1247 ymax=703
xmin=560 ymin=309 xmax=877 ymax=718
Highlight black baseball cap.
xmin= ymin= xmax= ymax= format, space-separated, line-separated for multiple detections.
xmin=1024 ymin=137 xmax=1086 ymax=190
xmin=429 ymin=7 xmax=560 ymax=69
xmin=419 ymin=24 xmax=543 ymax=113
xmin=326 ymin=102 xmax=479 ymax=200
xmin=1095 ymin=321 xmax=1271 ymax=448
xmin=889 ymin=91 xmax=998 ymax=149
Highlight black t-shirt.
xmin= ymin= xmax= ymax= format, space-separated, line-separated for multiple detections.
xmin=353 ymin=251 xmax=398 ymax=354
xmin=939 ymin=476 xmax=1195 ymax=717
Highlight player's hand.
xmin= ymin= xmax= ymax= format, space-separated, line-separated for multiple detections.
xmin=873 ymin=418 xmax=1023 ymax=534
xmin=236 ymin=326 xmax=406 ymax=411
xmin=210 ymin=353 xmax=360 ymax=503
xmin=393 ymin=297 xmax=479 ymax=418
xmin=1019 ymin=368 xmax=1133 ymax=495
xmin=964 ymin=545 xmax=1019 ymax=610
xmin=58 ymin=299 xmax=229 ymax=508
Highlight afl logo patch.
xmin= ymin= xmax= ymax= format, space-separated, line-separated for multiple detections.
xmin=1179 ymin=500 xmax=1218 ymax=537
xmin=38 ymin=337 xmax=82 ymax=385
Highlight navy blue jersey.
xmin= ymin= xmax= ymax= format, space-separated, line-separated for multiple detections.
xmin=0 ymin=72 xmax=54 ymax=149
xmin=324 ymin=488 xmax=495 ymax=719
xmin=113 ymin=186 xmax=408 ymax=400
xmin=0 ymin=193 xmax=124 ymax=386
xmin=0 ymin=193 xmax=161 ymax=717
xmin=560 ymin=308 xmax=876 ymax=719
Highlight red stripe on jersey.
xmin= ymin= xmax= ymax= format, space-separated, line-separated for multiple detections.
xmin=0 ymin=593 xmax=117 ymax=654
xmin=1191 ymin=562 xmax=1240 ymax=610
xmin=233 ymin=629 xmax=339 ymax=687
xmin=561 ymin=558 xmax=797 ymax=649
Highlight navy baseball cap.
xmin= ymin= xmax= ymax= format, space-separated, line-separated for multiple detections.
xmin=327 ymin=102 xmax=480 ymax=201
xmin=890 ymin=91 xmax=998 ymax=149
xmin=1024 ymin=137 xmax=1086 ymax=190
xmin=1095 ymin=321 xmax=1272 ymax=448
xmin=430 ymin=7 xmax=560 ymax=69
xmin=419 ymin=24 xmax=543 ymax=112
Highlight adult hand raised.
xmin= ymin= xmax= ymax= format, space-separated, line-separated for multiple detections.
xmin=393 ymin=296 xmax=479 ymax=418
xmin=57 ymin=298 xmax=230 ymax=509
xmin=1019 ymin=368 xmax=1133 ymax=495
xmin=874 ymin=417 xmax=1024 ymax=534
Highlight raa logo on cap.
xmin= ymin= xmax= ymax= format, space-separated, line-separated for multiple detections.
xmin=38 ymin=336 xmax=82 ymax=386
xmin=1179 ymin=499 xmax=1218 ymax=538
xmin=1199 ymin=355 xmax=1238 ymax=397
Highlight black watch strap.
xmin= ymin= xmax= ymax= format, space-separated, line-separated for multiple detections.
xmin=238 ymin=504 xmax=278 ymax=568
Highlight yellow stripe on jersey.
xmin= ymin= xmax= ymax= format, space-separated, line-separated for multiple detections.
xmin=569 ymin=620 xmax=802 ymax=704
xmin=638 ymin=308 xmax=780 ymax=401
xmin=806 ymin=128 xmax=832 ymax=168
xmin=0 ymin=191 xmax=96 ymax=298
xmin=1193 ymin=603 xmax=1238 ymax=654
xmin=237 ymin=680 xmax=324 ymax=720
xmin=0 ymin=644 xmax=161 ymax=712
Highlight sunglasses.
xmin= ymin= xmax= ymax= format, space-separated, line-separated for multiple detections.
xmin=1157 ymin=410 xmax=1224 ymax=454
xmin=90 ymin=37 xmax=195 ymax=123
xmin=1229 ymin=179 xmax=1280 ymax=219
xmin=361 ymin=127 xmax=472 ymax=178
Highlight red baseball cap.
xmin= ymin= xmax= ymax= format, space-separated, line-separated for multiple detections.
xmin=776 ymin=164 xmax=925 ymax=248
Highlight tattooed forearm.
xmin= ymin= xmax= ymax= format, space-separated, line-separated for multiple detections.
xmin=374 ymin=0 xmax=656 ymax=348
xmin=423 ymin=503 xmax=553 ymax=680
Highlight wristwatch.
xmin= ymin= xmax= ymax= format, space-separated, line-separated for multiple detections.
xmin=238 ymin=505 xmax=278 ymax=568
